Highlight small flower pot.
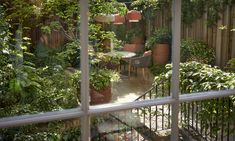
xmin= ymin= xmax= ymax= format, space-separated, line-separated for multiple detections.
xmin=126 ymin=10 xmax=141 ymax=22
xmin=114 ymin=14 xmax=125 ymax=25
xmin=130 ymin=36 xmax=144 ymax=44
xmin=94 ymin=15 xmax=115 ymax=23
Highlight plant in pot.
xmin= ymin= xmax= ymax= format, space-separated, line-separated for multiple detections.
xmin=126 ymin=26 xmax=145 ymax=44
xmin=145 ymin=28 xmax=171 ymax=65
xmin=90 ymin=0 xmax=127 ymax=23
xmin=89 ymin=68 xmax=120 ymax=105
xmin=123 ymin=26 xmax=145 ymax=53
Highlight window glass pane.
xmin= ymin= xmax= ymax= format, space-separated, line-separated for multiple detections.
xmin=0 ymin=1 xmax=81 ymax=118
xmin=91 ymin=106 xmax=172 ymax=141
xmin=178 ymin=3 xmax=235 ymax=93
xmin=0 ymin=118 xmax=81 ymax=141
xmin=88 ymin=0 xmax=172 ymax=106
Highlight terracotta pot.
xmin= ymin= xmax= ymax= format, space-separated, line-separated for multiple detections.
xmin=130 ymin=36 xmax=144 ymax=44
xmin=123 ymin=44 xmax=144 ymax=53
xmin=152 ymin=44 xmax=170 ymax=65
xmin=94 ymin=15 xmax=114 ymax=23
xmin=126 ymin=10 xmax=141 ymax=22
xmin=90 ymin=86 xmax=111 ymax=105
xmin=114 ymin=14 xmax=125 ymax=25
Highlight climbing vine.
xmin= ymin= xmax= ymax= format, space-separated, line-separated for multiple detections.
xmin=131 ymin=0 xmax=235 ymax=26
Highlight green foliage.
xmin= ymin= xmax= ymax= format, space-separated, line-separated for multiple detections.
xmin=145 ymin=28 xmax=171 ymax=49
xmin=156 ymin=62 xmax=235 ymax=91
xmin=1 ymin=121 xmax=81 ymax=141
xmin=113 ymin=24 xmax=126 ymax=41
xmin=149 ymin=64 xmax=167 ymax=76
xmin=227 ymin=58 xmax=235 ymax=68
xmin=182 ymin=0 xmax=235 ymax=26
xmin=90 ymin=52 xmax=121 ymax=69
xmin=4 ymin=0 xmax=34 ymax=24
xmin=89 ymin=0 xmax=128 ymax=17
xmin=131 ymin=0 xmax=171 ymax=19
xmin=90 ymin=69 xmax=120 ymax=91
xmin=155 ymin=62 xmax=235 ymax=136
xmin=40 ymin=0 xmax=80 ymax=40
xmin=89 ymin=24 xmax=123 ymax=51
xmin=126 ymin=25 xmax=144 ymax=43
xmin=0 ymin=6 xmax=11 ymax=50
xmin=180 ymin=39 xmax=215 ymax=65
xmin=34 ymin=46 xmax=66 ymax=67
xmin=57 ymin=40 xmax=80 ymax=67
xmin=182 ymin=0 xmax=205 ymax=25
xmin=0 ymin=6 xmax=81 ymax=140
xmin=132 ymin=0 xmax=235 ymax=26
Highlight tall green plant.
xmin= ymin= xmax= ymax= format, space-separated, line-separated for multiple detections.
xmin=0 ymin=6 xmax=81 ymax=140
xmin=145 ymin=28 xmax=171 ymax=50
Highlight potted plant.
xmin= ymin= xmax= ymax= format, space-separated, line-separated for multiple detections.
xmin=89 ymin=69 xmax=120 ymax=105
xmin=126 ymin=10 xmax=141 ymax=22
xmin=145 ymin=28 xmax=171 ymax=65
xmin=90 ymin=1 xmax=127 ymax=23
xmin=123 ymin=26 xmax=145 ymax=53
xmin=126 ymin=27 xmax=145 ymax=44
xmin=114 ymin=14 xmax=125 ymax=25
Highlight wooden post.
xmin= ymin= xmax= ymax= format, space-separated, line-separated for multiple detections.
xmin=203 ymin=8 xmax=208 ymax=42
xmin=221 ymin=6 xmax=230 ymax=67
xmin=216 ymin=13 xmax=223 ymax=67
xmin=231 ymin=6 xmax=235 ymax=58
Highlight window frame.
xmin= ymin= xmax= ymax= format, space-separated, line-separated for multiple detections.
xmin=1 ymin=0 xmax=235 ymax=141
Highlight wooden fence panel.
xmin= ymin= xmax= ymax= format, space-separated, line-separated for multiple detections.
xmin=150 ymin=4 xmax=235 ymax=68
xmin=231 ymin=6 xmax=235 ymax=59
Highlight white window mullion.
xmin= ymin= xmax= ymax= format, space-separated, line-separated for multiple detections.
xmin=80 ymin=0 xmax=90 ymax=141
xmin=171 ymin=0 xmax=181 ymax=140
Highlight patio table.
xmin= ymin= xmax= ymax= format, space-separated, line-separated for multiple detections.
xmin=106 ymin=50 xmax=136 ymax=59
xmin=105 ymin=51 xmax=136 ymax=79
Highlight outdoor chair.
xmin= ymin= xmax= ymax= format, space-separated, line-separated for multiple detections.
xmin=128 ymin=50 xmax=152 ymax=78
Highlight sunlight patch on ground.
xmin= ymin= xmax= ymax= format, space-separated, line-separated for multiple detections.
xmin=113 ymin=93 xmax=140 ymax=103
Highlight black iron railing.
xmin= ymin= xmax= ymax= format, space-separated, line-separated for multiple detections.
xmin=134 ymin=79 xmax=171 ymax=132
xmin=180 ymin=97 xmax=235 ymax=141
xmin=94 ymin=78 xmax=235 ymax=141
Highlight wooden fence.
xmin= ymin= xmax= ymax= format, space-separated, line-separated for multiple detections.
xmin=150 ymin=4 xmax=235 ymax=68
xmin=31 ymin=4 xmax=234 ymax=68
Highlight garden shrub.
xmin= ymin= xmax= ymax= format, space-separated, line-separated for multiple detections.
xmin=155 ymin=61 xmax=235 ymax=92
xmin=155 ymin=61 xmax=235 ymax=136
xmin=149 ymin=64 xmax=167 ymax=76
xmin=0 ymin=7 xmax=81 ymax=140
xmin=227 ymin=58 xmax=235 ymax=68
xmin=180 ymin=39 xmax=215 ymax=65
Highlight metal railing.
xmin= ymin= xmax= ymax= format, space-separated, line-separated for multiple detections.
xmin=133 ymin=78 xmax=235 ymax=141
xmin=99 ymin=78 xmax=235 ymax=141
xmin=180 ymin=97 xmax=235 ymax=141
